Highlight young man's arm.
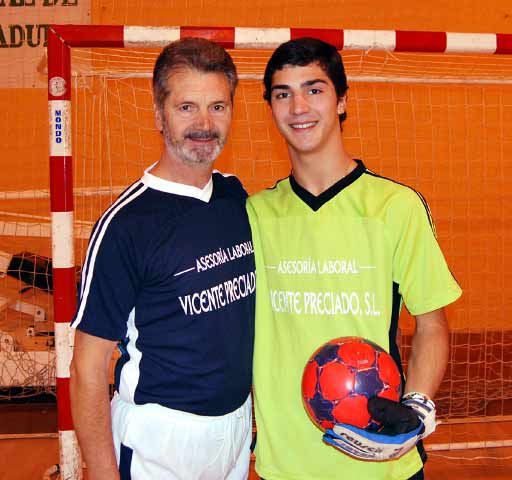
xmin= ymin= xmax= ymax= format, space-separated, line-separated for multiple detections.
xmin=405 ymin=307 xmax=450 ymax=399
xmin=70 ymin=330 xmax=120 ymax=480
xmin=324 ymin=308 xmax=450 ymax=460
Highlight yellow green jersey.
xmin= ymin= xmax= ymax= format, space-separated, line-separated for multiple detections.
xmin=246 ymin=160 xmax=462 ymax=480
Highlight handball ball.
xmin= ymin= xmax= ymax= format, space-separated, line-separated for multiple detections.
xmin=302 ymin=336 xmax=402 ymax=431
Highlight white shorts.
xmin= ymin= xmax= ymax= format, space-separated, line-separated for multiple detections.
xmin=111 ymin=393 xmax=252 ymax=480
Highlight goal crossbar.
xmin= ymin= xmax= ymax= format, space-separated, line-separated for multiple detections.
xmin=49 ymin=25 xmax=512 ymax=52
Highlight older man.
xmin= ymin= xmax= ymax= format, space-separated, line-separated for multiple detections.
xmin=70 ymin=38 xmax=255 ymax=480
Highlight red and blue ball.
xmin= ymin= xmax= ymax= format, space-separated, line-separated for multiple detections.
xmin=302 ymin=336 xmax=402 ymax=431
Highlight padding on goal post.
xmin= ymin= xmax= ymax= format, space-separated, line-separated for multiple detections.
xmin=47 ymin=25 xmax=512 ymax=479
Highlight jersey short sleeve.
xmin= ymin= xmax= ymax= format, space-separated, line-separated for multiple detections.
xmin=389 ymin=189 xmax=462 ymax=316
xmin=71 ymin=214 xmax=141 ymax=341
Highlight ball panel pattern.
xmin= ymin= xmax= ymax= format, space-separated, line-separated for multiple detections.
xmin=301 ymin=337 xmax=402 ymax=431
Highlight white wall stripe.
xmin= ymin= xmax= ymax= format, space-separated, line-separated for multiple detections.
xmin=343 ymin=29 xmax=396 ymax=51
xmin=235 ymin=28 xmax=291 ymax=49
xmin=49 ymin=100 xmax=72 ymax=157
xmin=55 ymin=323 xmax=75 ymax=378
xmin=73 ymin=184 xmax=147 ymax=328
xmin=78 ymin=181 xmax=143 ymax=298
xmin=124 ymin=26 xmax=180 ymax=48
xmin=446 ymin=32 xmax=496 ymax=53
xmin=52 ymin=212 xmax=74 ymax=268
xmin=0 ymin=220 xmax=92 ymax=240
xmin=0 ymin=185 xmax=126 ymax=201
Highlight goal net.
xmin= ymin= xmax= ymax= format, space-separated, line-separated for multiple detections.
xmin=70 ymin=39 xmax=512 ymax=425
xmin=3 ymin=25 xmax=512 ymax=478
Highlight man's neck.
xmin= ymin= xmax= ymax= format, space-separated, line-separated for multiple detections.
xmin=289 ymin=141 xmax=355 ymax=196
xmin=150 ymin=154 xmax=213 ymax=189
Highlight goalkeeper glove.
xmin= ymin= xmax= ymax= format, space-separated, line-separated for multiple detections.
xmin=323 ymin=392 xmax=436 ymax=461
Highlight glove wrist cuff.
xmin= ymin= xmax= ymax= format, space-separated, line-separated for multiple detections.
xmin=402 ymin=391 xmax=435 ymax=409
xmin=402 ymin=391 xmax=437 ymax=438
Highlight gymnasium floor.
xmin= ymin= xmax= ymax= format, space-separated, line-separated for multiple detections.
xmin=1 ymin=422 xmax=511 ymax=479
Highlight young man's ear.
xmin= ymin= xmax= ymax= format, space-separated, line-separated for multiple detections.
xmin=337 ymin=95 xmax=347 ymax=116
xmin=154 ymin=104 xmax=163 ymax=133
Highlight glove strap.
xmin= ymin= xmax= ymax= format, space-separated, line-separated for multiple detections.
xmin=402 ymin=392 xmax=437 ymax=438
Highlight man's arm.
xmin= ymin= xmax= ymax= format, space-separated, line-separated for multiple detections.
xmin=405 ymin=307 xmax=450 ymax=398
xmin=70 ymin=330 xmax=120 ymax=480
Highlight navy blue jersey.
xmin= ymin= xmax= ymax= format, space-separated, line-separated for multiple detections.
xmin=72 ymin=169 xmax=255 ymax=416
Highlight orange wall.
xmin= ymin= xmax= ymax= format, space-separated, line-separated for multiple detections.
xmin=3 ymin=1 xmax=512 ymax=194
xmin=92 ymin=0 xmax=512 ymax=33
xmin=2 ymin=1 xmax=512 ymax=333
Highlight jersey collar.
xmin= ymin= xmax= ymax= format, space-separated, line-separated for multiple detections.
xmin=142 ymin=163 xmax=213 ymax=202
xmin=289 ymin=159 xmax=366 ymax=211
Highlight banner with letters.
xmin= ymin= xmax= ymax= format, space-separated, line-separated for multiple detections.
xmin=0 ymin=0 xmax=90 ymax=88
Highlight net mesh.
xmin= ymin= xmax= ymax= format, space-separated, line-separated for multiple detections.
xmin=1 ymin=48 xmax=512 ymax=436
xmin=69 ymin=47 xmax=512 ymax=423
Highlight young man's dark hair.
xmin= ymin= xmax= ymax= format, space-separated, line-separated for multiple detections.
xmin=153 ymin=37 xmax=239 ymax=110
xmin=263 ymin=37 xmax=348 ymax=122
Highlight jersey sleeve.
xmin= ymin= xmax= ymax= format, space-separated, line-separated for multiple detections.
xmin=71 ymin=216 xmax=141 ymax=341
xmin=246 ymin=199 xmax=260 ymax=265
xmin=226 ymin=174 xmax=249 ymax=200
xmin=214 ymin=171 xmax=248 ymax=200
xmin=246 ymin=198 xmax=267 ymax=291
xmin=390 ymin=190 xmax=462 ymax=316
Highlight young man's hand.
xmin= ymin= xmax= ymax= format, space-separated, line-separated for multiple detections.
xmin=323 ymin=393 xmax=436 ymax=461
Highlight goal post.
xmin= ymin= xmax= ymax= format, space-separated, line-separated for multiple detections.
xmin=47 ymin=25 xmax=512 ymax=479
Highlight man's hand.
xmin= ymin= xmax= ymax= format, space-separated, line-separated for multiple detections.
xmin=323 ymin=393 xmax=436 ymax=461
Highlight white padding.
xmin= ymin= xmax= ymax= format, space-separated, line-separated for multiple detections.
xmin=52 ymin=212 xmax=75 ymax=269
xmin=446 ymin=33 xmax=496 ymax=53
xmin=235 ymin=28 xmax=290 ymax=49
xmin=49 ymin=100 xmax=71 ymax=157
xmin=55 ymin=322 xmax=75 ymax=378
xmin=0 ymin=296 xmax=10 ymax=312
xmin=343 ymin=29 xmax=396 ymax=51
xmin=0 ymin=331 xmax=15 ymax=352
xmin=0 ymin=250 xmax=12 ymax=275
xmin=124 ymin=26 xmax=180 ymax=47
xmin=11 ymin=300 xmax=46 ymax=322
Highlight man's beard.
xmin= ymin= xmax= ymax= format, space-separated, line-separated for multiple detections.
xmin=162 ymin=121 xmax=226 ymax=166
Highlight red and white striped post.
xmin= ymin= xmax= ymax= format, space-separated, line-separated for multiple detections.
xmin=47 ymin=24 xmax=512 ymax=478
xmin=47 ymin=27 xmax=82 ymax=480
xmin=47 ymin=26 xmax=79 ymax=480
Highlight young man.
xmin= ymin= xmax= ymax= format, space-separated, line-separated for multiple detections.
xmin=70 ymin=38 xmax=255 ymax=480
xmin=247 ymin=38 xmax=462 ymax=479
